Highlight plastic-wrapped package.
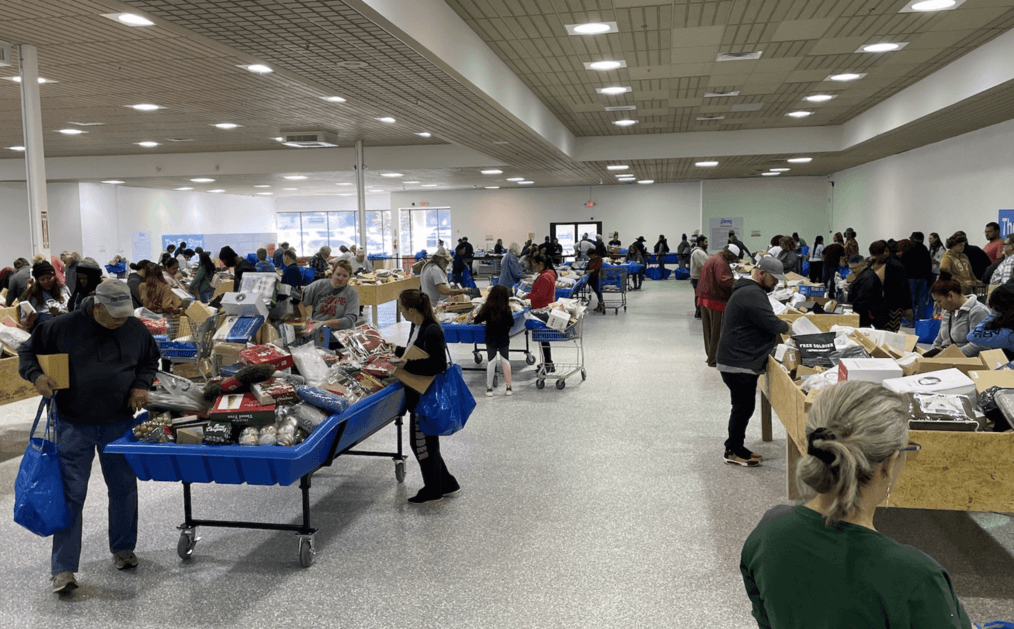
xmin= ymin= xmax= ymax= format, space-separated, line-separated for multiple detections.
xmin=276 ymin=417 xmax=300 ymax=446
xmin=296 ymin=385 xmax=351 ymax=415
xmin=333 ymin=324 xmax=394 ymax=359
xmin=258 ymin=425 xmax=277 ymax=446
xmin=800 ymin=370 xmax=840 ymax=393
xmin=238 ymin=427 xmax=259 ymax=446
xmin=0 ymin=324 xmax=31 ymax=350
xmin=290 ymin=402 xmax=328 ymax=435
xmin=907 ymin=392 xmax=982 ymax=431
xmin=146 ymin=371 xmax=212 ymax=414
xmin=289 ymin=342 xmax=330 ymax=385
xmin=132 ymin=413 xmax=174 ymax=443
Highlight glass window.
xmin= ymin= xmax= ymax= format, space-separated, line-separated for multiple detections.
xmin=556 ymin=225 xmax=576 ymax=255
xmin=301 ymin=212 xmax=329 ymax=254
xmin=277 ymin=213 xmax=303 ymax=256
xmin=398 ymin=208 xmax=452 ymax=257
xmin=328 ymin=211 xmax=359 ymax=250
xmin=366 ymin=210 xmax=394 ymax=256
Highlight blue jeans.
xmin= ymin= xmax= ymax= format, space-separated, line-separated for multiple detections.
xmin=53 ymin=419 xmax=137 ymax=574
xmin=199 ymin=289 xmax=213 ymax=303
xmin=909 ymin=279 xmax=930 ymax=320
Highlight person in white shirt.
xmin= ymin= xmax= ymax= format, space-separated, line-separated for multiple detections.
xmin=690 ymin=235 xmax=709 ymax=319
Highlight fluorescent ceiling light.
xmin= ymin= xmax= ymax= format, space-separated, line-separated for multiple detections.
xmin=481 ymin=169 xmax=503 ymax=175
xmin=376 ymin=117 xmax=396 ymax=123
xmin=492 ymin=141 xmax=510 ymax=145
xmin=804 ymin=94 xmax=836 ymax=102
xmin=130 ymin=103 xmax=161 ymax=111
xmin=786 ymin=111 xmax=813 ymax=118
xmin=208 ymin=189 xmax=225 ymax=193
xmin=607 ymin=165 xmax=629 ymax=170
xmin=787 ymin=157 xmax=812 ymax=163
xmin=415 ymin=132 xmax=432 ymax=137
xmin=8 ymin=146 xmax=26 ymax=151
xmin=273 ymin=137 xmax=284 ymax=142
xmin=338 ymin=193 xmax=354 ymax=197
xmin=613 ymin=120 xmax=637 ymax=126
xmin=770 ymin=168 xmax=790 ymax=172
xmin=381 ymin=173 xmax=404 ymax=178
xmin=136 ymin=141 xmax=160 ymax=148
xmin=506 ymin=177 xmax=525 ymax=182
xmin=244 ymin=64 xmax=273 ymax=74
xmin=716 ymin=51 xmax=762 ymax=61
xmin=421 ymin=184 xmax=439 ymax=187
xmin=518 ymin=181 xmax=535 ymax=185
xmin=860 ymin=42 xmax=905 ymax=53
xmin=7 ymin=76 xmax=52 ymax=84
xmin=111 ymin=13 xmax=154 ymax=26
xmin=761 ymin=172 xmax=780 ymax=176
xmin=190 ymin=178 xmax=215 ymax=183
xmin=102 ymin=180 xmax=124 ymax=184
xmin=336 ymin=182 xmax=353 ymax=186
xmin=283 ymin=188 xmax=298 ymax=191
xmin=58 ymin=129 xmax=86 ymax=135
xmin=321 ymin=96 xmax=347 ymax=103
xmin=213 ymin=123 xmax=240 ymax=129
xmin=908 ymin=0 xmax=958 ymax=11
xmin=616 ymin=174 xmax=635 ymax=179
xmin=565 ymin=22 xmax=618 ymax=36
xmin=584 ymin=60 xmax=627 ymax=71
xmin=827 ymin=73 xmax=866 ymax=82
xmin=485 ymin=186 xmax=500 ymax=190
xmin=695 ymin=161 xmax=719 ymax=167
xmin=597 ymin=86 xmax=631 ymax=95
xmin=637 ymin=180 xmax=654 ymax=184
xmin=604 ymin=106 xmax=636 ymax=112
xmin=284 ymin=175 xmax=307 ymax=180
xmin=175 ymin=187 xmax=193 ymax=191
xmin=254 ymin=184 xmax=271 ymax=188
xmin=404 ymin=181 xmax=420 ymax=184
xmin=704 ymin=91 xmax=740 ymax=98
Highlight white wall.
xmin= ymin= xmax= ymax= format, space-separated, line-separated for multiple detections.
xmin=275 ymin=194 xmax=392 ymax=213
xmin=389 ymin=183 xmax=702 ymax=247
xmin=702 ymin=177 xmax=831 ymax=255
xmin=830 ymin=118 xmax=1014 ymax=249
xmin=1 ymin=182 xmax=82 ymax=262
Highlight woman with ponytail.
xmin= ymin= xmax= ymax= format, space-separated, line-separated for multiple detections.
xmin=740 ymin=381 xmax=970 ymax=628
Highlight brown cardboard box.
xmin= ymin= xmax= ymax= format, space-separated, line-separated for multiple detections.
xmin=175 ymin=426 xmax=205 ymax=444
xmin=186 ymin=301 xmax=216 ymax=326
xmin=211 ymin=280 xmax=234 ymax=300
xmin=979 ymin=349 xmax=1009 ymax=371
xmin=968 ymin=369 xmax=1014 ymax=393
xmin=211 ymin=342 xmax=246 ymax=367
xmin=0 ymin=355 xmax=36 ymax=405
xmin=38 ymin=354 xmax=70 ymax=389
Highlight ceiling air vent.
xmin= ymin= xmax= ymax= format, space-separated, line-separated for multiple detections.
xmin=716 ymin=51 xmax=762 ymax=62
xmin=281 ymin=131 xmax=339 ymax=148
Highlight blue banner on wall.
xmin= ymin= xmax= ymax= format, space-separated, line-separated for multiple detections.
xmin=1000 ymin=210 xmax=1014 ymax=238
xmin=162 ymin=234 xmax=206 ymax=251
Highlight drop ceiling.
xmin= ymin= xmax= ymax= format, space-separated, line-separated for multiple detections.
xmin=0 ymin=0 xmax=1013 ymax=197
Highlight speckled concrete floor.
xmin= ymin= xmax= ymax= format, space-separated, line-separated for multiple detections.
xmin=0 ymin=279 xmax=1011 ymax=628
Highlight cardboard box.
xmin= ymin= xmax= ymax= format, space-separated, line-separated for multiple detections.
xmin=252 ymin=379 xmax=297 ymax=405
xmin=0 ymin=355 xmax=36 ymax=405
xmin=186 ymin=301 xmax=216 ymax=326
xmin=239 ymin=344 xmax=294 ymax=370
xmin=968 ymin=369 xmax=1014 ymax=394
xmin=547 ymin=309 xmax=570 ymax=331
xmin=221 ymin=292 xmax=269 ymax=319
xmin=211 ymin=342 xmax=246 ymax=368
xmin=838 ymin=358 xmax=903 ymax=384
xmin=37 ymin=354 xmax=70 ymax=389
xmin=175 ymin=426 xmax=205 ymax=444
xmin=882 ymin=368 xmax=977 ymax=398
xmin=209 ymin=393 xmax=276 ymax=426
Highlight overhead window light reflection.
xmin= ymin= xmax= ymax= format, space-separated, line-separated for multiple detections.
xmin=695 ymin=161 xmax=719 ymax=167
xmin=208 ymin=189 xmax=225 ymax=193
xmin=8 ymin=146 xmax=26 ymax=151
xmin=637 ymin=180 xmax=654 ymax=184
xmin=506 ymin=177 xmax=525 ymax=182
xmin=58 ymin=129 xmax=86 ymax=135
xmin=381 ymin=173 xmax=404 ymax=178
xmin=761 ymin=172 xmax=781 ymax=176
xmin=518 ymin=181 xmax=535 ymax=185
xmin=415 ymin=132 xmax=432 ymax=137
xmin=8 ymin=76 xmax=52 ymax=84
xmin=190 ymin=178 xmax=215 ymax=183
xmin=566 ymin=22 xmax=617 ymax=36
xmin=283 ymin=188 xmax=298 ymax=191
xmin=421 ymin=184 xmax=439 ymax=187
xmin=404 ymin=181 xmax=420 ymax=184
xmin=770 ymin=168 xmax=790 ymax=172
xmin=175 ymin=187 xmax=193 ymax=191
xmin=804 ymin=94 xmax=836 ymax=102
xmin=102 ymin=180 xmax=125 ymax=184
xmin=485 ymin=186 xmax=500 ymax=190
xmin=584 ymin=60 xmax=627 ymax=71
xmin=254 ymin=184 xmax=271 ymax=188
xmin=130 ymin=103 xmax=162 ymax=111
xmin=284 ymin=175 xmax=307 ymax=180
xmin=257 ymin=192 xmax=274 ymax=195
xmin=787 ymin=157 xmax=812 ymax=163
xmin=481 ymin=169 xmax=503 ymax=175
xmin=827 ymin=73 xmax=865 ymax=82
xmin=607 ymin=165 xmax=629 ymax=170
xmin=213 ymin=123 xmax=240 ymax=129
xmin=336 ymin=182 xmax=353 ymax=186
xmin=786 ymin=111 xmax=813 ymax=118
xmin=244 ymin=64 xmax=273 ymax=74
xmin=321 ymin=96 xmax=347 ymax=103
xmin=375 ymin=117 xmax=396 ymax=123
xmin=135 ymin=141 xmax=160 ymax=148
xmin=597 ymin=86 xmax=631 ymax=95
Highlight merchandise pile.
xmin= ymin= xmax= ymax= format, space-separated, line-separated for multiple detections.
xmin=525 ymin=297 xmax=586 ymax=332
xmin=349 ymin=269 xmax=411 ymax=285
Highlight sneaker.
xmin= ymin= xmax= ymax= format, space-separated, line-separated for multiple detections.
xmin=724 ymin=449 xmax=760 ymax=467
xmin=114 ymin=550 xmax=138 ymax=570
xmin=442 ymin=479 xmax=461 ymax=496
xmin=485 ymin=387 xmax=493 ymax=397
xmin=739 ymin=448 xmax=764 ymax=461
xmin=51 ymin=571 xmax=77 ymax=594
xmin=407 ymin=490 xmax=444 ymax=505
xmin=545 ymin=363 xmax=555 ymax=373
xmin=505 ymin=386 xmax=512 ymax=396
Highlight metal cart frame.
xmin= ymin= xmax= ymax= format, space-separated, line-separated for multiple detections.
xmin=596 ymin=268 xmax=628 ymax=315
xmin=532 ymin=317 xmax=586 ymax=390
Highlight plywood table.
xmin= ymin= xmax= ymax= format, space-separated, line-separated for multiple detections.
xmin=353 ymin=276 xmax=421 ymax=325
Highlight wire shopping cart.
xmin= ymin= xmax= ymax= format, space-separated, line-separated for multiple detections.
xmin=597 ymin=268 xmax=627 ymax=315
xmin=530 ymin=317 xmax=585 ymax=390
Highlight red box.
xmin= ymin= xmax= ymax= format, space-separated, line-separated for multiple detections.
xmin=209 ymin=393 xmax=276 ymax=427
xmin=251 ymin=379 xmax=297 ymax=405
xmin=239 ymin=344 xmax=295 ymax=371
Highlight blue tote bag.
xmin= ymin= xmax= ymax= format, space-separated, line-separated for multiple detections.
xmin=416 ymin=363 xmax=476 ymax=436
xmin=13 ymin=399 xmax=71 ymax=537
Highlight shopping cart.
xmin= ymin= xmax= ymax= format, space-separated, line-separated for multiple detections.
xmin=530 ymin=317 xmax=585 ymax=390
xmin=597 ymin=268 xmax=627 ymax=315
xmin=160 ymin=311 xmax=227 ymax=381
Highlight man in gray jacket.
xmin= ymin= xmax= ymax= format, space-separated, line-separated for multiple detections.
xmin=716 ymin=257 xmax=790 ymax=467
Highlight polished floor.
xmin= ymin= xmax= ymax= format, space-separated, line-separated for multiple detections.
xmin=0 ymin=279 xmax=1011 ymax=628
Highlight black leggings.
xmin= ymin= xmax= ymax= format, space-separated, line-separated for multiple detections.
xmin=409 ymin=411 xmax=455 ymax=496
xmin=540 ymin=342 xmax=553 ymax=363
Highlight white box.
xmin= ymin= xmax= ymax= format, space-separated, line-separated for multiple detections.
xmin=547 ymin=309 xmax=570 ymax=331
xmin=882 ymin=368 xmax=976 ymax=398
xmin=838 ymin=358 xmax=903 ymax=384
xmin=221 ymin=292 xmax=269 ymax=318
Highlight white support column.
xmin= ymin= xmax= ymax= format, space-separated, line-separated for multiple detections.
xmin=19 ymin=44 xmax=50 ymax=258
xmin=354 ymin=140 xmax=368 ymax=251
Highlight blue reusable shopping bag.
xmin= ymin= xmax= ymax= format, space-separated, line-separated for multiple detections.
xmin=915 ymin=319 xmax=941 ymax=344
xmin=416 ymin=364 xmax=476 ymax=436
xmin=13 ymin=399 xmax=71 ymax=537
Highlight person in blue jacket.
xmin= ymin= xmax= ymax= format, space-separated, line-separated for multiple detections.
xmin=967 ymin=284 xmax=1014 ymax=358
xmin=498 ymin=242 xmax=524 ymax=289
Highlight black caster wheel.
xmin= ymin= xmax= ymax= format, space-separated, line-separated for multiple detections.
xmin=581 ymin=369 xmax=587 ymax=381
xmin=298 ymin=537 xmax=315 ymax=568
xmin=493 ymin=374 xmax=499 ymax=388
xmin=473 ymin=352 xmax=482 ymax=364
xmin=536 ymin=379 xmax=545 ymax=390
xmin=177 ymin=528 xmax=197 ymax=560
xmin=525 ymin=354 xmax=536 ymax=365
xmin=556 ymin=379 xmax=566 ymax=390
xmin=395 ymin=459 xmax=406 ymax=482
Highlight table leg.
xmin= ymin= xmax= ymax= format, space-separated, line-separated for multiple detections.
xmin=761 ymin=393 xmax=772 ymax=442
xmin=394 ymin=304 xmax=400 ymax=323
xmin=372 ymin=304 xmax=380 ymax=325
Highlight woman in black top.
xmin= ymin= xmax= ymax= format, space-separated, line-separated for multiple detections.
xmin=392 ymin=289 xmax=460 ymax=504
xmin=473 ymin=284 xmax=514 ymax=397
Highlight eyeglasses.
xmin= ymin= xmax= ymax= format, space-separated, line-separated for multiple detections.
xmin=901 ymin=441 xmax=921 ymax=460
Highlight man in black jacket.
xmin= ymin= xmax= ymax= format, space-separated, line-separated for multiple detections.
xmin=716 ymin=257 xmax=790 ymax=467
xmin=903 ymin=231 xmax=933 ymax=319
xmin=728 ymin=230 xmax=752 ymax=259
xmin=219 ymin=246 xmax=257 ymax=289
xmin=19 ymin=281 xmax=161 ymax=593
xmin=849 ymin=241 xmax=912 ymax=331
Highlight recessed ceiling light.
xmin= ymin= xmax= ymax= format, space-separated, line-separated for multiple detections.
xmin=908 ymin=0 xmax=958 ymax=11
xmin=787 ymin=157 xmax=813 ymax=163
xmin=786 ymin=111 xmax=813 ymax=118
xmin=704 ymin=90 xmax=740 ymax=98
xmin=135 ymin=141 xmax=160 ymax=148
xmin=8 ymin=146 xmax=26 ymax=151
xmin=597 ymin=86 xmax=631 ymax=95
xmin=254 ymin=184 xmax=271 ymax=188
xmin=102 ymin=180 xmax=124 ymax=184
xmin=827 ymin=73 xmax=865 ymax=82
xmin=175 ymin=187 xmax=193 ymax=191
xmin=110 ymin=13 xmax=154 ymax=26
xmin=804 ymin=94 xmax=837 ymax=102
xmin=244 ymin=64 xmax=273 ymax=74
xmin=604 ymin=105 xmax=637 ymax=112
xmin=506 ymin=177 xmax=525 ymax=182
xmin=617 ymin=177 xmax=636 ymax=181
xmin=761 ymin=173 xmax=781 ymax=177
xmin=213 ymin=123 xmax=240 ymax=129
xmin=481 ymin=169 xmax=503 ymax=175
xmin=695 ymin=161 xmax=719 ymax=167
xmin=283 ymin=188 xmax=298 ymax=191
xmin=7 ymin=76 xmax=52 ymax=84
xmin=415 ymin=132 xmax=432 ymax=137
xmin=272 ymin=137 xmax=285 ymax=142
xmin=637 ymin=180 xmax=654 ymax=184
xmin=861 ymin=42 xmax=905 ymax=53
xmin=404 ymin=181 xmax=420 ymax=184
xmin=381 ymin=173 xmax=404 ymax=178
xmin=566 ymin=22 xmax=618 ymax=35
xmin=321 ymin=96 xmax=347 ymax=103
xmin=607 ymin=165 xmax=629 ymax=170
xmin=421 ymin=184 xmax=439 ymax=187
xmin=257 ymin=192 xmax=274 ymax=195
xmin=485 ymin=186 xmax=500 ymax=190
xmin=338 ymin=193 xmax=355 ymax=197
xmin=130 ymin=103 xmax=162 ymax=111
xmin=284 ymin=175 xmax=307 ymax=180
xmin=770 ymin=168 xmax=791 ymax=172
xmin=376 ymin=117 xmax=396 ymax=123
xmin=58 ymin=129 xmax=86 ymax=135
xmin=208 ymin=189 xmax=225 ymax=193
xmin=518 ymin=181 xmax=535 ymax=185
xmin=716 ymin=51 xmax=763 ymax=61
xmin=190 ymin=178 xmax=215 ymax=183
xmin=585 ymin=60 xmax=626 ymax=71
xmin=613 ymin=120 xmax=637 ymax=126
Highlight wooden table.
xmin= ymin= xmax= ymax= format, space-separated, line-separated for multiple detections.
xmin=353 ymin=276 xmax=421 ymax=325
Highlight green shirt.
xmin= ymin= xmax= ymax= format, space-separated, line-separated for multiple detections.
xmin=741 ymin=505 xmax=970 ymax=629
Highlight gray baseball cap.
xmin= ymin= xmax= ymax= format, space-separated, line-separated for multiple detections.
xmin=758 ymin=256 xmax=787 ymax=281
xmin=94 ymin=280 xmax=134 ymax=318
